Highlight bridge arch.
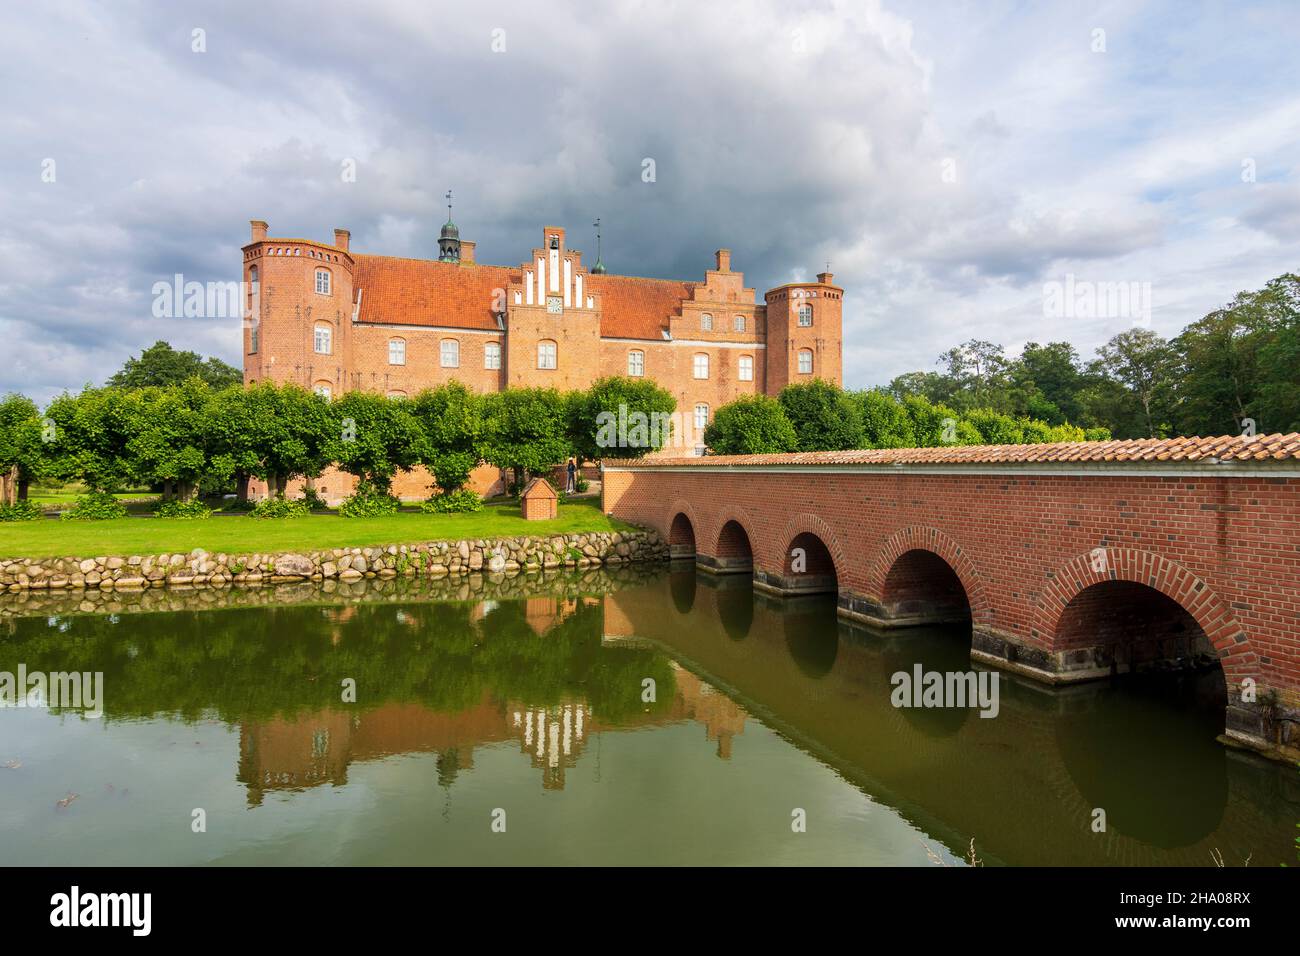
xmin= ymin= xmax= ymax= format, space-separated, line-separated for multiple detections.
xmin=869 ymin=526 xmax=989 ymax=627
xmin=1037 ymin=548 xmax=1252 ymax=688
xmin=701 ymin=507 xmax=758 ymax=575
xmin=665 ymin=499 xmax=699 ymax=559
xmin=773 ymin=513 xmax=844 ymax=595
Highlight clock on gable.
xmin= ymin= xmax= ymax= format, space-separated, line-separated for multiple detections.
xmin=546 ymin=295 xmax=563 ymax=314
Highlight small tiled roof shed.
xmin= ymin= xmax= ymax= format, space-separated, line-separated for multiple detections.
xmin=521 ymin=477 xmax=558 ymax=521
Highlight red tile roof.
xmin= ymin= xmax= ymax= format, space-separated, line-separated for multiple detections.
xmin=605 ymin=433 xmax=1300 ymax=467
xmin=353 ymin=255 xmax=513 ymax=330
xmin=352 ymin=255 xmax=695 ymax=340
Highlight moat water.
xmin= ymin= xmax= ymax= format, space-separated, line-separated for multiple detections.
xmin=1 ymin=564 xmax=1296 ymax=866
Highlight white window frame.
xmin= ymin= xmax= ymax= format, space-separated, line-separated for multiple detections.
xmin=388 ymin=338 xmax=406 ymax=366
xmin=314 ymin=384 xmax=332 ymax=400
xmin=313 ymin=323 xmax=332 ymax=355
xmin=440 ymin=339 xmax=460 ymax=368
xmin=693 ymin=353 xmax=709 ymax=379
xmin=315 ymin=268 xmax=332 ymax=295
xmin=484 ymin=342 xmax=501 ymax=370
xmin=798 ymin=303 xmax=812 ymax=327
xmin=538 ymin=340 xmax=557 ymax=370
xmin=734 ymin=314 xmax=745 ymax=332
xmin=798 ymin=349 xmax=813 ymax=374
xmin=627 ymin=350 xmax=644 ymax=377
xmin=738 ymin=354 xmax=753 ymax=381
xmin=701 ymin=313 xmax=713 ymax=331
xmin=694 ymin=403 xmax=709 ymax=432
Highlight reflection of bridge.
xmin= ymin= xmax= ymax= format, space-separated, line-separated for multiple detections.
xmin=602 ymin=435 xmax=1300 ymax=761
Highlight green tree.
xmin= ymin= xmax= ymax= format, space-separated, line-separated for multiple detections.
xmin=43 ymin=387 xmax=137 ymax=491
xmin=0 ymin=393 xmax=48 ymax=503
xmin=107 ymin=340 xmax=242 ymax=389
xmin=778 ymin=379 xmax=865 ymax=451
xmin=570 ymin=376 xmax=677 ymax=463
xmin=410 ymin=382 xmax=486 ymax=493
xmin=480 ymin=388 xmax=570 ymax=489
xmin=121 ymin=380 xmax=220 ymax=500
xmin=1008 ymin=342 xmax=1085 ymax=425
xmin=850 ymin=389 xmax=916 ymax=448
xmin=703 ymin=395 xmax=798 ymax=455
xmin=326 ymin=391 xmax=425 ymax=493
xmin=1093 ymin=328 xmax=1177 ymax=438
xmin=209 ymin=382 xmax=335 ymax=498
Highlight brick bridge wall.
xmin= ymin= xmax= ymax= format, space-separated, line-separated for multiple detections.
xmin=602 ymin=459 xmax=1300 ymax=760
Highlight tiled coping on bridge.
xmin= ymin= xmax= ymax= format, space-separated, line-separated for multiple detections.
xmin=0 ymin=529 xmax=669 ymax=594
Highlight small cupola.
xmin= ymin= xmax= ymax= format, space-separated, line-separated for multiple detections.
xmin=438 ymin=189 xmax=461 ymax=263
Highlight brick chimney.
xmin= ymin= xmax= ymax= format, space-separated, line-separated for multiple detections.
xmin=460 ymin=240 xmax=476 ymax=264
xmin=250 ymin=220 xmax=268 ymax=243
xmin=715 ymin=249 xmax=731 ymax=272
xmin=817 ymin=271 xmax=834 ymax=284
xmin=334 ymin=228 xmax=350 ymax=252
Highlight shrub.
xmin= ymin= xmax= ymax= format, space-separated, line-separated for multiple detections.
xmin=59 ymin=492 xmax=128 ymax=521
xmin=300 ymin=487 xmax=328 ymax=511
xmin=155 ymin=498 xmax=214 ymax=519
xmin=339 ymin=482 xmax=400 ymax=518
xmin=223 ymin=497 xmax=256 ymax=512
xmin=420 ymin=489 xmax=483 ymax=514
xmin=0 ymin=500 xmax=43 ymax=522
xmin=703 ymin=395 xmax=799 ymax=455
xmin=575 ymin=476 xmax=590 ymax=493
xmin=248 ymin=495 xmax=311 ymax=519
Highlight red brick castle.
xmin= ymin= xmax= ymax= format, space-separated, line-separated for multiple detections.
xmin=241 ymin=215 xmax=843 ymax=499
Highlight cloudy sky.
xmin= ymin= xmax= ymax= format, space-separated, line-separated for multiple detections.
xmin=2 ymin=0 xmax=1298 ymax=404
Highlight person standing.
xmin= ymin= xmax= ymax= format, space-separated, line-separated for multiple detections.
xmin=566 ymin=458 xmax=577 ymax=494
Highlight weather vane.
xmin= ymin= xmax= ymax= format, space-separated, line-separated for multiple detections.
xmin=446 ymin=189 xmax=453 ymax=221
xmin=593 ymin=218 xmax=602 ymax=261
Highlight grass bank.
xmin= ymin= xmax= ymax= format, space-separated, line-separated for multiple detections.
xmin=0 ymin=499 xmax=630 ymax=559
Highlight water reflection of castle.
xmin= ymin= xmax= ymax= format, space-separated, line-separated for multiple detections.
xmin=237 ymin=599 xmax=746 ymax=804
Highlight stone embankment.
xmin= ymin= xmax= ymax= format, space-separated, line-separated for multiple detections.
xmin=0 ymin=529 xmax=667 ymax=593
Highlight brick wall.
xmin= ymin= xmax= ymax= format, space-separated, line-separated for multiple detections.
xmin=600 ymin=463 xmax=1300 ymax=755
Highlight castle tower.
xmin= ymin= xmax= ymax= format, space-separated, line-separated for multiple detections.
xmin=241 ymin=220 xmax=356 ymax=399
xmin=438 ymin=190 xmax=461 ymax=263
xmin=763 ymin=271 xmax=843 ymax=395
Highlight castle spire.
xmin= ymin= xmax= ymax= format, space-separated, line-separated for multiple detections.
xmin=590 ymin=218 xmax=606 ymax=274
xmin=438 ymin=189 xmax=461 ymax=263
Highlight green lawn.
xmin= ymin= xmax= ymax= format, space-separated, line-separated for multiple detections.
xmin=27 ymin=487 xmax=159 ymax=508
xmin=0 ymin=499 xmax=632 ymax=559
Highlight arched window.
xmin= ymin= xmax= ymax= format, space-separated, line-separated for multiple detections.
xmin=388 ymin=338 xmax=406 ymax=366
xmin=538 ymin=340 xmax=557 ymax=370
xmin=798 ymin=303 xmax=812 ymax=327
xmin=798 ymin=349 xmax=813 ymax=374
xmin=387 ymin=390 xmax=407 ymax=399
xmin=627 ymin=350 xmax=644 ymax=376
xmin=701 ymin=313 xmax=713 ymax=331
xmin=315 ymin=268 xmax=332 ymax=295
xmin=733 ymin=314 xmax=745 ymax=332
xmin=313 ymin=382 xmax=332 ymax=400
xmin=440 ymin=339 xmax=460 ymax=368
xmin=484 ymin=342 xmax=501 ymax=370
xmin=313 ymin=323 xmax=332 ymax=354
xmin=693 ymin=353 xmax=709 ymax=379
xmin=694 ymin=403 xmax=709 ymax=432
xmin=738 ymin=354 xmax=754 ymax=382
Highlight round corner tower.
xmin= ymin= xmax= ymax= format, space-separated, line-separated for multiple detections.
xmin=763 ymin=271 xmax=843 ymax=395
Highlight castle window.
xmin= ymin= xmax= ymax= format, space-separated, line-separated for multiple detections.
xmin=388 ymin=338 xmax=406 ymax=366
xmin=734 ymin=314 xmax=745 ymax=332
xmin=693 ymin=353 xmax=709 ymax=379
xmin=739 ymin=354 xmax=753 ymax=381
xmin=440 ymin=339 xmax=460 ymax=368
xmin=313 ymin=323 xmax=332 ymax=355
xmin=550 ymin=236 xmax=560 ymax=250
xmin=314 ymin=383 xmax=332 ymax=400
xmin=798 ymin=349 xmax=813 ymax=374
xmin=485 ymin=342 xmax=501 ymax=370
xmin=315 ymin=269 xmax=332 ymax=295
xmin=627 ymin=350 xmax=644 ymax=377
xmin=387 ymin=390 xmax=407 ymax=399
xmin=248 ymin=321 xmax=259 ymax=354
xmin=701 ymin=313 xmax=713 ymax=331
xmin=798 ymin=303 xmax=812 ymax=327
xmin=586 ymin=295 xmax=594 ymax=308
xmin=694 ymin=403 xmax=709 ymax=432
xmin=538 ymin=340 xmax=557 ymax=370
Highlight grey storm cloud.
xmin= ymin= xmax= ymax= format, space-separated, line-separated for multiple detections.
xmin=1 ymin=0 xmax=1298 ymax=404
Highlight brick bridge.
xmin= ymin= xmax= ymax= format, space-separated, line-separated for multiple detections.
xmin=602 ymin=433 xmax=1300 ymax=762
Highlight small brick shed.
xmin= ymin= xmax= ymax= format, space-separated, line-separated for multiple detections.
xmin=520 ymin=477 xmax=558 ymax=521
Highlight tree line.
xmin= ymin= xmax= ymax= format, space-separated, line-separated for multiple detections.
xmin=884 ymin=273 xmax=1300 ymax=440
xmin=0 ymin=376 xmax=675 ymax=507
